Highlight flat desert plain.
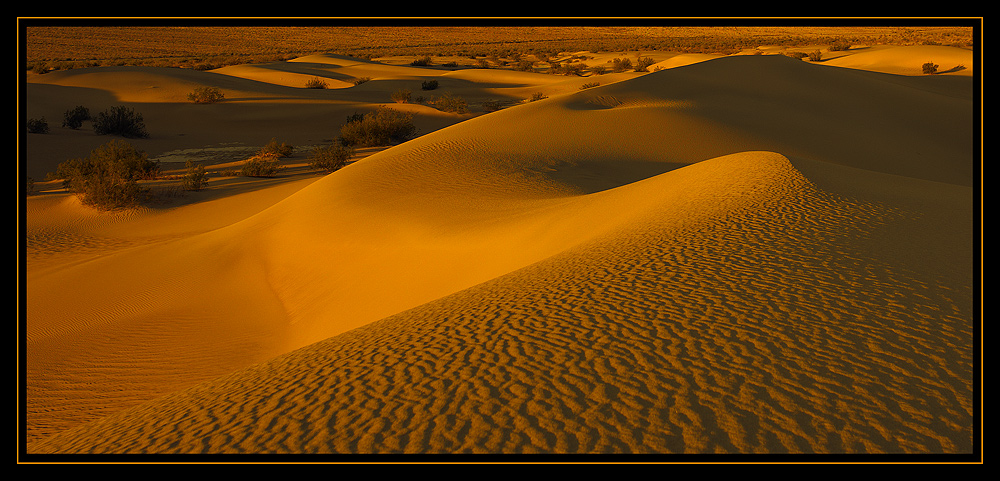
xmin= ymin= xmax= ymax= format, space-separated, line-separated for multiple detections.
xmin=22 ymin=45 xmax=978 ymax=456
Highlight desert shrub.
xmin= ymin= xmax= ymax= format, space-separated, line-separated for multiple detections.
xmin=590 ymin=65 xmax=607 ymax=75
xmin=93 ymin=105 xmax=149 ymax=138
xmin=433 ymin=92 xmax=468 ymax=113
xmin=187 ymin=86 xmax=225 ymax=103
xmin=481 ymin=99 xmax=502 ymax=113
xmin=240 ymin=152 xmax=283 ymax=177
xmin=579 ymin=82 xmax=600 ymax=90
xmin=308 ymin=144 xmax=355 ymax=173
xmin=783 ymin=51 xmax=808 ymax=59
xmin=50 ymin=139 xmax=159 ymax=210
xmin=353 ymin=77 xmax=371 ymax=86
xmin=829 ymin=38 xmax=852 ymax=51
xmin=305 ymin=77 xmax=328 ymax=89
xmin=260 ymin=138 xmax=294 ymax=158
xmin=27 ymin=117 xmax=49 ymax=134
xmin=514 ymin=60 xmax=535 ymax=72
xmin=611 ymin=57 xmax=633 ymax=73
xmin=181 ymin=160 xmax=209 ymax=191
xmin=561 ymin=63 xmax=586 ymax=76
xmin=410 ymin=56 xmax=432 ymax=66
xmin=421 ymin=80 xmax=439 ymax=90
xmin=529 ymin=92 xmax=547 ymax=102
xmin=634 ymin=56 xmax=656 ymax=72
xmin=62 ymin=106 xmax=91 ymax=129
xmin=808 ymin=50 xmax=823 ymax=62
xmin=391 ymin=88 xmax=412 ymax=103
xmin=338 ymin=107 xmax=416 ymax=147
xmin=922 ymin=62 xmax=939 ymax=74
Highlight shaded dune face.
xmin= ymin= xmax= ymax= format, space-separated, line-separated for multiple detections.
xmin=25 ymin=52 xmax=975 ymax=455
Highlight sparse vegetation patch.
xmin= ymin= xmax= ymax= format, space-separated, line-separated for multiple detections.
xmin=433 ymin=93 xmax=468 ymax=113
xmin=181 ymin=160 xmax=209 ymax=191
xmin=93 ymin=105 xmax=149 ymax=138
xmin=49 ymin=139 xmax=160 ymax=210
xmin=338 ymin=107 xmax=416 ymax=147
xmin=260 ymin=138 xmax=294 ymax=158
xmin=240 ymin=152 xmax=284 ymax=177
xmin=62 ymin=106 xmax=91 ymax=129
xmin=27 ymin=117 xmax=49 ymax=134
xmin=308 ymin=144 xmax=355 ymax=173
xmin=187 ymin=86 xmax=225 ymax=103
xmin=305 ymin=77 xmax=328 ymax=89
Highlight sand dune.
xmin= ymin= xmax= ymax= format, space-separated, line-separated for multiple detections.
xmin=822 ymin=45 xmax=974 ymax=76
xmin=23 ymin=47 xmax=976 ymax=456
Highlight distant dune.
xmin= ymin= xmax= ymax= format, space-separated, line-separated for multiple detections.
xmin=23 ymin=46 xmax=977 ymax=456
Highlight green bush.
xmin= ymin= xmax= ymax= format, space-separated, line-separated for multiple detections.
xmin=50 ymin=139 xmax=159 ymax=210
xmin=187 ymin=86 xmax=225 ymax=103
xmin=308 ymin=144 xmax=355 ymax=173
xmin=93 ymin=105 xmax=149 ymax=138
xmin=240 ymin=152 xmax=283 ymax=177
xmin=62 ymin=106 xmax=91 ymax=129
xmin=922 ymin=62 xmax=939 ymax=74
xmin=181 ymin=160 xmax=209 ymax=191
xmin=27 ymin=117 xmax=49 ymax=134
xmin=338 ymin=107 xmax=416 ymax=147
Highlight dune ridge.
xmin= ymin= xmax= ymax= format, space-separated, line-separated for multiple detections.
xmin=24 ymin=47 xmax=976 ymax=455
xmin=30 ymin=151 xmax=973 ymax=454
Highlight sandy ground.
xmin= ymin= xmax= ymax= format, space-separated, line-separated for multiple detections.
xmin=22 ymin=45 xmax=977 ymax=456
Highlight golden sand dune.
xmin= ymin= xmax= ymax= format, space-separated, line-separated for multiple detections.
xmin=822 ymin=45 xmax=974 ymax=76
xmin=24 ymin=49 xmax=976 ymax=455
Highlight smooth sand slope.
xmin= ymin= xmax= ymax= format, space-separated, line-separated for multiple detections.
xmin=24 ymin=47 xmax=976 ymax=455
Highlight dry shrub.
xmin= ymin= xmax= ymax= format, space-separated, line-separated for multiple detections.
xmin=260 ymin=138 xmax=294 ymax=158
xmin=93 ymin=105 xmax=149 ymax=138
xmin=181 ymin=160 xmax=209 ymax=190
xmin=241 ymin=152 xmax=283 ymax=177
xmin=50 ymin=139 xmax=159 ymax=209
xmin=338 ymin=107 xmax=416 ymax=147
xmin=187 ymin=86 xmax=225 ymax=103
xmin=308 ymin=144 xmax=355 ymax=173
